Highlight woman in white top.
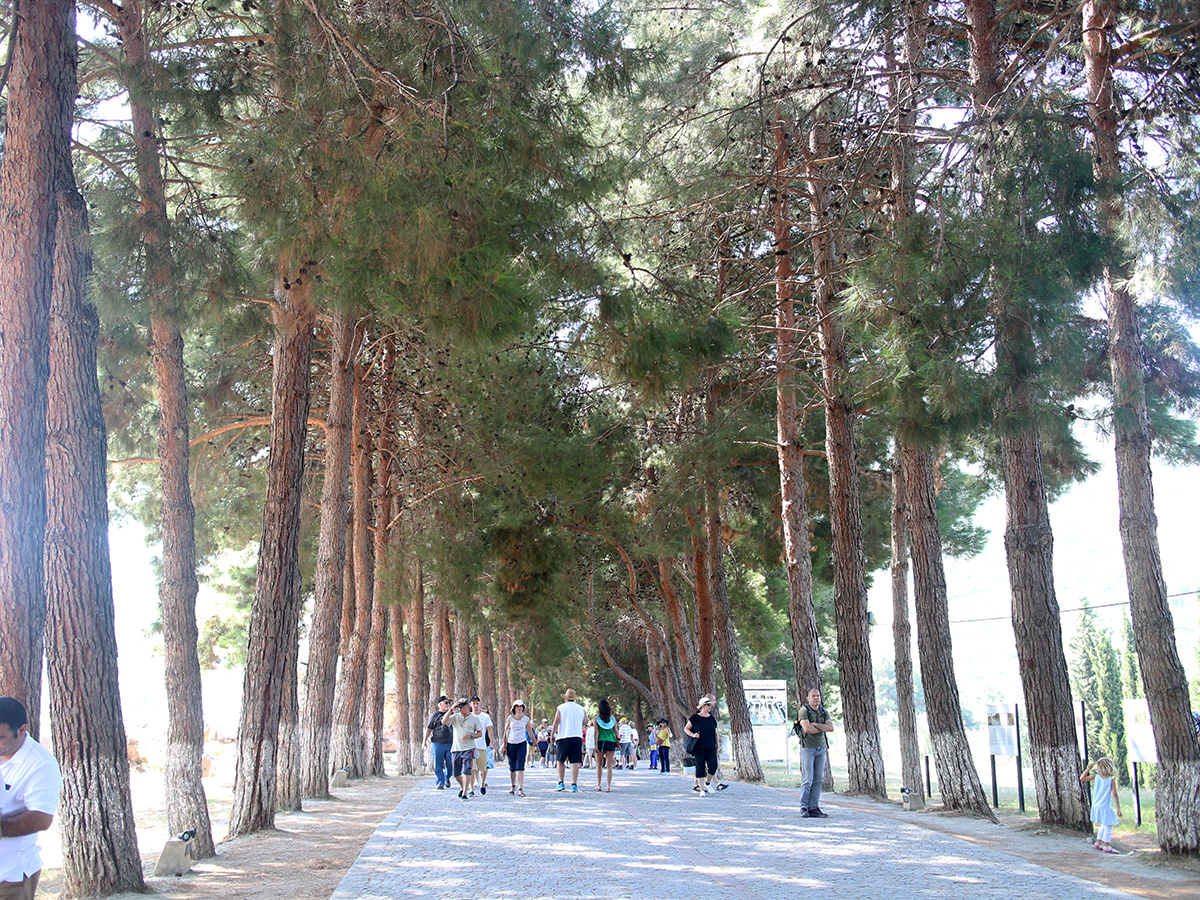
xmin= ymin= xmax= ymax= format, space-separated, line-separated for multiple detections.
xmin=504 ymin=700 xmax=537 ymax=796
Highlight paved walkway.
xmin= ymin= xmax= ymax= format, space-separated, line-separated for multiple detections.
xmin=333 ymin=764 xmax=1135 ymax=900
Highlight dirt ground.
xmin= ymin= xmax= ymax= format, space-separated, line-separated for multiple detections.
xmin=34 ymin=759 xmax=1198 ymax=900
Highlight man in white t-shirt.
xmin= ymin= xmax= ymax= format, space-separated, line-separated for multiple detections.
xmin=550 ymin=689 xmax=585 ymax=792
xmin=470 ymin=698 xmax=494 ymax=796
xmin=0 ymin=697 xmax=63 ymax=900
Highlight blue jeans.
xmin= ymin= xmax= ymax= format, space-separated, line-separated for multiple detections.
xmin=431 ymin=742 xmax=452 ymax=787
xmin=800 ymin=744 xmax=826 ymax=812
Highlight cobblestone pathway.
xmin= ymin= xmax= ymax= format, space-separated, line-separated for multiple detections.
xmin=332 ymin=763 xmax=1134 ymax=900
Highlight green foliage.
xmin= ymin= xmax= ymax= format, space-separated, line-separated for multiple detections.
xmin=1071 ymin=603 xmax=1129 ymax=784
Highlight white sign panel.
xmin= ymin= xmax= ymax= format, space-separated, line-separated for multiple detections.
xmin=987 ymin=703 xmax=1018 ymax=757
xmin=743 ymin=679 xmax=789 ymax=762
xmin=1123 ymin=699 xmax=1157 ymax=764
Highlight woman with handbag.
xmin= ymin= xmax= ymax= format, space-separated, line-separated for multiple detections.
xmin=684 ymin=697 xmax=720 ymax=796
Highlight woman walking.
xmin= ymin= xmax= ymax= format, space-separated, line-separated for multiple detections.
xmin=504 ymin=700 xmax=537 ymax=796
xmin=593 ymin=699 xmax=620 ymax=792
xmin=684 ymin=697 xmax=720 ymax=796
xmin=654 ymin=718 xmax=672 ymax=773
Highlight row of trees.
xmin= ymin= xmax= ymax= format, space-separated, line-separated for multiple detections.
xmin=1 ymin=0 xmax=1199 ymax=893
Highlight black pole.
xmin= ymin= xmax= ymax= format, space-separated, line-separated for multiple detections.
xmin=1133 ymin=762 xmax=1142 ymax=826
xmin=990 ymin=755 xmax=998 ymax=808
xmin=1015 ymin=705 xmax=1025 ymax=813
xmin=925 ymin=754 xmax=932 ymax=800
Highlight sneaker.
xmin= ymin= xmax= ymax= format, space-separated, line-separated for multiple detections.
xmin=469 ymin=790 xmax=475 ymax=797
xmin=571 ymin=784 xmax=579 ymax=793
xmin=436 ymin=783 xmax=445 ymax=790
xmin=480 ymin=785 xmax=487 ymax=796
xmin=800 ymin=809 xmax=810 ymax=818
xmin=705 ymin=782 xmax=718 ymax=794
xmin=461 ymin=793 xmax=468 ymax=801
xmin=698 ymin=790 xmax=708 ymax=798
xmin=810 ymin=808 xmax=829 ymax=818
xmin=555 ymin=782 xmax=566 ymax=792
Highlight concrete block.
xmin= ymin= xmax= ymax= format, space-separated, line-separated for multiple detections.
xmin=153 ymin=839 xmax=192 ymax=877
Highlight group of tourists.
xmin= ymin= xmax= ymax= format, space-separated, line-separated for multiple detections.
xmin=422 ymin=688 xmax=752 ymax=799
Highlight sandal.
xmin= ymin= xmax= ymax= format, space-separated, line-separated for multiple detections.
xmin=517 ymin=789 xmax=525 ymax=797
xmin=1101 ymin=845 xmax=1119 ymax=854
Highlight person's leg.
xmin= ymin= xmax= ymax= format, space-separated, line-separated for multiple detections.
xmin=808 ymin=746 xmax=825 ymax=811
xmin=607 ymin=751 xmax=615 ymax=789
xmin=439 ymin=743 xmax=452 ymax=786
xmin=661 ymin=746 xmax=670 ymax=773
xmin=557 ymin=742 xmax=567 ymax=787
xmin=799 ymin=746 xmax=816 ymax=812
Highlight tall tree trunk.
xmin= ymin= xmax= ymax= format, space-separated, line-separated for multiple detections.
xmin=807 ymin=120 xmax=886 ymax=798
xmin=44 ymin=182 xmax=146 ymax=896
xmin=440 ymin=600 xmax=455 ymax=701
xmin=0 ymin=0 xmax=76 ymax=730
xmin=407 ymin=558 xmax=429 ymax=771
xmin=1084 ymin=0 xmax=1200 ymax=853
xmin=902 ymin=442 xmax=996 ymax=820
xmin=497 ymin=633 xmax=513 ymax=721
xmin=301 ymin=314 xmax=355 ymax=799
xmin=704 ymin=387 xmax=763 ymax=782
xmin=890 ymin=449 xmax=924 ymax=808
xmin=886 ymin=0 xmax=929 ymax=812
xmin=690 ymin=530 xmax=717 ymax=696
xmin=331 ymin=359 xmax=374 ymax=778
xmin=454 ymin=614 xmax=476 ymax=700
xmin=115 ymin=0 xmax=215 ymax=856
xmin=389 ymin=601 xmax=410 ymax=774
xmin=964 ymin=0 xmax=1089 ymax=830
xmin=658 ymin=559 xmax=701 ymax=717
xmin=478 ymin=628 xmax=498 ymax=726
xmin=228 ymin=261 xmax=316 ymax=837
xmin=364 ymin=526 xmax=388 ymax=778
xmin=770 ymin=118 xmax=822 ymax=711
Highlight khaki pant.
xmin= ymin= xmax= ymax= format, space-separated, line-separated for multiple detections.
xmin=0 ymin=871 xmax=40 ymax=900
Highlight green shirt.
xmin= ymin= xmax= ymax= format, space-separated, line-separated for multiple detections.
xmin=798 ymin=704 xmax=830 ymax=749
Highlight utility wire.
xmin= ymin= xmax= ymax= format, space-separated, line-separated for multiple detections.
xmin=946 ymin=590 xmax=1197 ymax=625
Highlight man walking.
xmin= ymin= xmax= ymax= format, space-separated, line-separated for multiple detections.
xmin=425 ymin=696 xmax=453 ymax=789
xmin=550 ymin=689 xmax=585 ymax=792
xmin=471 ymin=697 xmax=494 ymax=796
xmin=442 ymin=698 xmax=482 ymax=800
xmin=797 ymin=687 xmax=834 ymax=818
xmin=0 ymin=697 xmax=63 ymax=900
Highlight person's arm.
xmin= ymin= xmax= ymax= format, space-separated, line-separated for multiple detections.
xmin=527 ymin=721 xmax=537 ymax=743
xmin=442 ymin=709 xmax=456 ymax=726
xmin=0 ymin=810 xmax=54 ymax=838
xmin=486 ymin=720 xmax=495 ymax=746
xmin=800 ymin=710 xmax=820 ymax=735
xmin=1080 ymin=762 xmax=1095 ymax=783
xmin=551 ymin=709 xmax=562 ymax=741
xmin=684 ymin=717 xmax=697 ymax=739
xmin=1112 ymin=783 xmax=1121 ymax=816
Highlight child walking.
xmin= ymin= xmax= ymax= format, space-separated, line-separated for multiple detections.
xmin=1081 ymin=757 xmax=1121 ymax=853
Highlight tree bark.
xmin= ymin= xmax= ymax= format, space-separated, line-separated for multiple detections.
xmin=227 ymin=261 xmax=316 ymax=837
xmin=276 ymin=624 xmax=302 ymax=812
xmin=363 ymin=530 xmax=389 ymax=778
xmin=44 ymin=183 xmax=147 ymax=897
xmin=115 ymin=0 xmax=216 ymax=853
xmin=331 ymin=358 xmax=374 ymax=778
xmin=806 ymin=120 xmax=886 ymax=798
xmin=389 ymin=599 xmax=411 ymax=774
xmin=0 ymin=0 xmax=76 ymax=729
xmin=1084 ymin=0 xmax=1200 ymax=853
xmin=889 ymin=449 xmax=924 ymax=808
xmin=478 ymin=628 xmax=498 ymax=727
xmin=902 ymin=442 xmax=996 ymax=820
xmin=497 ymin=633 xmax=513 ymax=722
xmin=658 ymin=559 xmax=701 ymax=719
xmin=300 ymin=314 xmax=355 ymax=799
